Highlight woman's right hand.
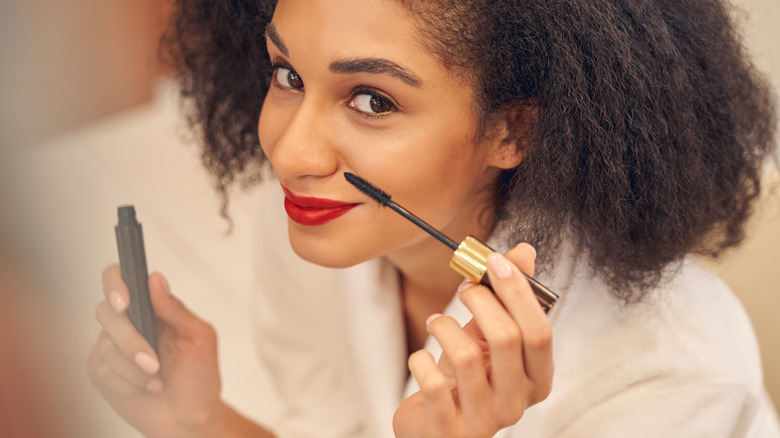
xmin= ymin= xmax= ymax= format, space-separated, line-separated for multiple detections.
xmin=393 ymin=244 xmax=553 ymax=437
xmin=87 ymin=265 xmax=224 ymax=438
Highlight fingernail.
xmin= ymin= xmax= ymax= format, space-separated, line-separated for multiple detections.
xmin=426 ymin=313 xmax=442 ymax=327
xmin=525 ymin=243 xmax=537 ymax=260
xmin=135 ymin=352 xmax=160 ymax=375
xmin=146 ymin=378 xmax=164 ymax=393
xmin=108 ymin=290 xmax=128 ymax=313
xmin=457 ymin=280 xmax=474 ymax=293
xmin=487 ymin=252 xmax=513 ymax=279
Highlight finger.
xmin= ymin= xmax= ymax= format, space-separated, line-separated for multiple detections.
xmin=427 ymin=315 xmax=492 ymax=423
xmin=458 ymin=284 xmax=525 ymax=422
xmin=95 ymin=331 xmax=162 ymax=391
xmin=504 ymin=242 xmax=536 ymax=277
xmin=102 ymin=264 xmax=129 ymax=313
xmin=148 ymin=272 xmax=220 ymax=381
xmin=148 ymin=272 xmax=209 ymax=337
xmin=87 ymin=339 xmax=141 ymax=398
xmin=95 ymin=300 xmax=160 ymax=376
xmin=487 ymin=250 xmax=553 ymax=400
xmin=408 ymin=349 xmax=457 ymax=435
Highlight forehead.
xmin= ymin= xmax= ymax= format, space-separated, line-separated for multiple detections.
xmin=271 ymin=0 xmax=414 ymax=38
xmin=269 ymin=0 xmax=434 ymax=72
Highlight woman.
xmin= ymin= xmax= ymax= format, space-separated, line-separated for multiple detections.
xmin=88 ymin=0 xmax=778 ymax=437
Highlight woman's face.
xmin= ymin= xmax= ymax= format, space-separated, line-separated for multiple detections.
xmin=259 ymin=0 xmax=520 ymax=268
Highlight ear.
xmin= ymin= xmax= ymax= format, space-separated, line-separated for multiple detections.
xmin=486 ymin=102 xmax=537 ymax=170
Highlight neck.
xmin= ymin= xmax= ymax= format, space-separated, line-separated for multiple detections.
xmin=386 ymin=183 xmax=497 ymax=354
xmin=387 ymin=201 xmax=496 ymax=301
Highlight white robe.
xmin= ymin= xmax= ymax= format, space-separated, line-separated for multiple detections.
xmin=12 ymin=81 xmax=778 ymax=437
xmin=252 ymin=182 xmax=780 ymax=438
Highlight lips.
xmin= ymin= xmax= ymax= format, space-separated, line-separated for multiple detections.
xmin=282 ymin=186 xmax=359 ymax=226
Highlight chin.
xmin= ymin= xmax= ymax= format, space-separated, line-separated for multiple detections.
xmin=288 ymin=231 xmax=368 ymax=269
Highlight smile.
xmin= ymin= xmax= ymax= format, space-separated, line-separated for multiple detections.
xmin=282 ymin=187 xmax=359 ymax=226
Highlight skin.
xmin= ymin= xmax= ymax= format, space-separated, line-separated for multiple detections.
xmin=262 ymin=1 xmax=507 ymax=269
xmin=259 ymin=0 xmax=521 ymax=350
xmin=87 ymin=1 xmax=554 ymax=437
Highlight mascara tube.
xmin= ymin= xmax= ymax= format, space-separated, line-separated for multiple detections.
xmin=343 ymin=172 xmax=559 ymax=313
xmin=450 ymin=236 xmax=558 ymax=313
xmin=115 ymin=206 xmax=158 ymax=353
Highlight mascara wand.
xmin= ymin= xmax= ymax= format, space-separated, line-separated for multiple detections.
xmin=344 ymin=172 xmax=558 ymax=313
xmin=344 ymin=172 xmax=459 ymax=251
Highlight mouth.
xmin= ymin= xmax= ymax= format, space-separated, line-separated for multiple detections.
xmin=282 ymin=186 xmax=360 ymax=226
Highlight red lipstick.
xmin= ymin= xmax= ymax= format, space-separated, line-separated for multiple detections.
xmin=282 ymin=187 xmax=359 ymax=226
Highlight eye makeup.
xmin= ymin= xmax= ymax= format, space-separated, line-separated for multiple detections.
xmin=269 ymin=59 xmax=399 ymax=119
xmin=345 ymin=172 xmax=559 ymax=313
xmin=348 ymin=87 xmax=398 ymax=117
xmin=270 ymin=60 xmax=304 ymax=91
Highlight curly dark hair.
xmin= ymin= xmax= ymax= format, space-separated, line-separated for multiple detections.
xmin=161 ymin=0 xmax=776 ymax=301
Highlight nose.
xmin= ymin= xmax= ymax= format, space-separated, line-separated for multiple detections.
xmin=263 ymin=95 xmax=340 ymax=182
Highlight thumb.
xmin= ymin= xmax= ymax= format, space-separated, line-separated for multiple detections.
xmin=148 ymin=272 xmax=204 ymax=336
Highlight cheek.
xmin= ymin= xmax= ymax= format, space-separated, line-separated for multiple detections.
xmin=398 ymin=124 xmax=481 ymax=183
xmin=410 ymin=133 xmax=489 ymax=219
xmin=258 ymin=99 xmax=287 ymax=157
xmin=365 ymin=140 xmax=484 ymax=226
xmin=353 ymin=117 xmax=478 ymax=184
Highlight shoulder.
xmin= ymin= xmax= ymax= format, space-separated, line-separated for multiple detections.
xmin=551 ymin=257 xmax=761 ymax=380
xmin=514 ymin=257 xmax=778 ymax=436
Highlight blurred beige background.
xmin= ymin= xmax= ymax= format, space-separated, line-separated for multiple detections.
xmin=0 ymin=0 xmax=169 ymax=150
xmin=0 ymin=0 xmax=778 ymax=423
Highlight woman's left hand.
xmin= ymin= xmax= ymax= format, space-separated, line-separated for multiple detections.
xmin=393 ymin=243 xmax=554 ymax=438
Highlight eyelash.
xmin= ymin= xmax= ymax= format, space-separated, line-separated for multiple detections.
xmin=348 ymin=87 xmax=398 ymax=120
xmin=269 ymin=60 xmax=399 ymax=121
xmin=270 ymin=61 xmax=302 ymax=91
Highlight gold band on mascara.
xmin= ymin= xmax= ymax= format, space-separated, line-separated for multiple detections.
xmin=344 ymin=172 xmax=558 ymax=313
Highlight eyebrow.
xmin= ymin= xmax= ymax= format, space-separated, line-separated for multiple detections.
xmin=264 ymin=23 xmax=289 ymax=57
xmin=264 ymin=23 xmax=423 ymax=88
xmin=330 ymin=58 xmax=423 ymax=88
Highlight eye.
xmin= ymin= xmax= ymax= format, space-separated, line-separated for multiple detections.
xmin=348 ymin=91 xmax=397 ymax=116
xmin=273 ymin=65 xmax=304 ymax=91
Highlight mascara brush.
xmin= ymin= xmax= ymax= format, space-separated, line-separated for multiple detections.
xmin=344 ymin=172 xmax=558 ymax=313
